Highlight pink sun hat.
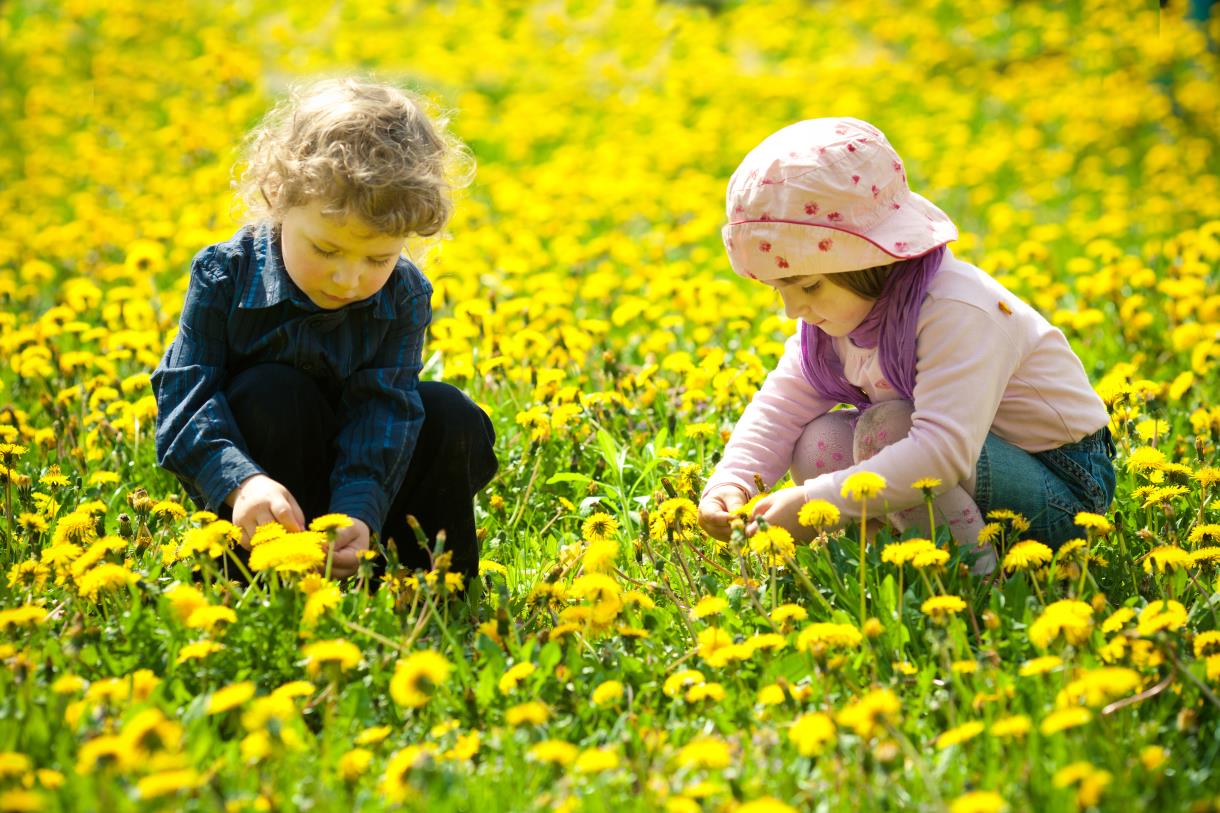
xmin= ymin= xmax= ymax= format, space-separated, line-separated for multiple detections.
xmin=722 ymin=117 xmax=958 ymax=281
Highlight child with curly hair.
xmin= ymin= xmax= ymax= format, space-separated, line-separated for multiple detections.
xmin=153 ymin=77 xmax=497 ymax=583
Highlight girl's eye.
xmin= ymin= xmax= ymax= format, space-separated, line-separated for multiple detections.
xmin=368 ymin=256 xmax=396 ymax=265
xmin=802 ymin=282 xmax=821 ymax=294
xmin=311 ymin=245 xmax=339 ymax=258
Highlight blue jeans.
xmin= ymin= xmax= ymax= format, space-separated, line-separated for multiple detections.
xmin=973 ymin=427 xmax=1116 ymax=549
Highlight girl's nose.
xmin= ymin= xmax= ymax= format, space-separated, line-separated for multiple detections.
xmin=779 ymin=289 xmax=804 ymax=321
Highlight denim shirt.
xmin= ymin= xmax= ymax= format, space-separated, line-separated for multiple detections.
xmin=151 ymin=224 xmax=432 ymax=535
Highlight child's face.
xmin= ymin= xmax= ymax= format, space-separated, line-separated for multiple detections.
xmin=766 ymin=274 xmax=876 ymax=336
xmin=279 ymin=201 xmax=406 ymax=310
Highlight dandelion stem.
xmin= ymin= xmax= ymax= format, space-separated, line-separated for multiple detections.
xmin=858 ymin=501 xmax=868 ymax=625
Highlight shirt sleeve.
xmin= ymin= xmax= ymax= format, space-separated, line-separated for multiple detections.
xmin=801 ymin=297 xmax=1025 ymax=519
xmin=152 ymin=247 xmax=264 ymax=509
xmin=704 ymin=331 xmax=839 ymax=499
xmin=327 ymin=289 xmax=430 ymax=536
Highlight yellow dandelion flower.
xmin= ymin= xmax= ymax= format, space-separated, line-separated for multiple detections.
xmin=920 ymin=595 xmax=967 ymax=623
xmin=591 ymin=680 xmax=623 ymax=707
xmin=840 ymin=471 xmax=886 ymax=500
xmin=308 ymin=514 xmax=353 ymax=533
xmin=574 ymin=747 xmax=619 ymax=774
xmin=691 ymin=595 xmax=728 ymax=619
xmin=1101 ymin=607 xmax=1135 ymax=634
xmin=301 ymin=639 xmax=362 ymax=676
xmin=663 ymin=669 xmax=705 ymax=698
xmin=911 ymin=547 xmax=950 ymax=569
xmin=1188 ymin=524 xmax=1220 ymax=545
xmin=390 ymin=651 xmax=452 ymax=708
xmin=505 ymin=701 xmax=549 ymax=727
xmin=686 ymin=682 xmax=726 ymax=703
xmin=164 ymin=583 xmax=208 ymax=624
xmin=1052 ymin=762 xmax=1112 ymax=808
xmin=788 ymin=712 xmax=836 ymax=757
xmin=1074 ymin=512 xmax=1113 ymax=534
xmin=186 ymin=605 xmax=237 ymax=632
xmin=76 ymin=563 xmax=139 ymax=599
xmin=581 ymin=511 xmax=619 ymax=543
xmin=1040 ymin=706 xmax=1092 ymax=735
xmin=1018 ymin=655 xmax=1064 ymax=676
xmin=528 ymin=740 xmax=579 ymax=766
xmin=0 ymin=605 xmax=48 ymax=631
xmin=771 ymin=603 xmax=808 ymax=626
xmin=675 ymin=737 xmax=731 ymax=770
xmin=380 ymin=745 xmax=429 ymax=803
xmin=338 ymin=748 xmax=374 ymax=782
xmin=207 ymin=682 xmax=256 ymax=715
xmin=989 ymin=715 xmax=1031 ymax=739
xmin=836 ymin=688 xmax=901 ymax=739
xmin=1057 ymin=667 xmax=1142 ymax=708
xmin=1143 ymin=546 xmax=1190 ymax=573
xmin=796 ymin=622 xmax=863 ymax=658
xmin=1137 ymin=600 xmax=1188 ymax=636
xmin=499 ymin=662 xmax=536 ymax=694
xmin=737 ymin=799 xmax=798 ymax=813
xmin=936 ymin=721 xmax=985 ymax=750
xmin=355 ymin=725 xmax=393 ymax=746
xmin=248 ymin=532 xmax=326 ymax=573
xmin=176 ymin=641 xmax=224 ymax=664
xmin=881 ymin=538 xmax=936 ymax=566
xmin=749 ymin=526 xmax=796 ymax=566
xmin=1003 ymin=540 xmax=1053 ymax=572
xmin=798 ymin=499 xmax=840 ymax=527
xmin=1029 ymin=600 xmax=1094 ymax=649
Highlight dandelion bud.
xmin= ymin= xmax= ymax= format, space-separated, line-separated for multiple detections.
xmin=1177 ymin=708 xmax=1197 ymax=733
xmin=1091 ymin=593 xmax=1109 ymax=613
xmin=117 ymin=513 xmax=134 ymax=540
xmin=862 ymin=618 xmax=884 ymax=638
xmin=982 ymin=610 xmax=1000 ymax=630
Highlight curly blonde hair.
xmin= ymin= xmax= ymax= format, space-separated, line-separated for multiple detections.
xmin=235 ymin=76 xmax=473 ymax=237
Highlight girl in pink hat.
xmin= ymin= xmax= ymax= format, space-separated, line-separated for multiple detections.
xmin=698 ymin=118 xmax=1115 ymax=572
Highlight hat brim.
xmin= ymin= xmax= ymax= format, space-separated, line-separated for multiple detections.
xmin=722 ymin=191 xmax=958 ymax=281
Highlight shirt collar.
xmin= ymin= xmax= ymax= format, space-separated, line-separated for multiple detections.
xmin=238 ymin=223 xmax=398 ymax=319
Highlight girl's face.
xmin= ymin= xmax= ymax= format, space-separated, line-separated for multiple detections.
xmin=279 ymin=200 xmax=406 ymax=310
xmin=766 ymin=274 xmax=876 ymax=336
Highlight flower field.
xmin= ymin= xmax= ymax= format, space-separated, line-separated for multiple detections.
xmin=3 ymin=0 xmax=1220 ymax=810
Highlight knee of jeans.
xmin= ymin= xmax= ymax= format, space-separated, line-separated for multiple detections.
xmin=853 ymin=400 xmax=914 ymax=462
xmin=420 ymin=382 xmax=498 ymax=481
xmin=790 ymin=410 xmax=856 ymax=483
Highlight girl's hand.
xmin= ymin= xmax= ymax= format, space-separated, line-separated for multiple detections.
xmin=227 ymin=474 xmax=306 ymax=547
xmin=698 ymin=485 xmax=750 ymax=542
xmin=329 ymin=519 xmax=370 ymax=580
xmin=748 ymin=486 xmax=815 ymax=543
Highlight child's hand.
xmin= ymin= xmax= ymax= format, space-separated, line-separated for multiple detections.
xmin=698 ymin=485 xmax=750 ymax=542
xmin=329 ymin=518 xmax=370 ymax=580
xmin=747 ymin=486 xmax=814 ymax=542
xmin=228 ymin=474 xmax=306 ymax=547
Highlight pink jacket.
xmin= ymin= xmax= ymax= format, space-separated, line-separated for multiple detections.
xmin=704 ymin=250 xmax=1110 ymax=518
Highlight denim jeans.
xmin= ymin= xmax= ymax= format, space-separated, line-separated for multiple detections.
xmin=973 ymin=427 xmax=1116 ymax=549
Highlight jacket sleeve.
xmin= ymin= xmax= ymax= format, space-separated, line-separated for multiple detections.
xmin=327 ymin=289 xmax=430 ymax=536
xmin=801 ymin=297 xmax=1024 ymax=518
xmin=152 ymin=247 xmax=263 ymax=509
xmin=704 ymin=331 xmax=839 ymax=499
